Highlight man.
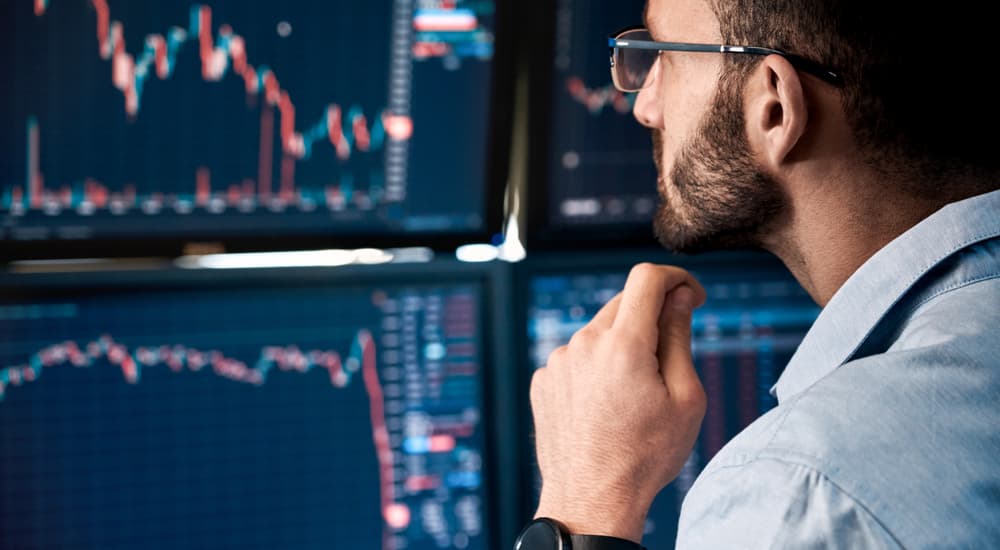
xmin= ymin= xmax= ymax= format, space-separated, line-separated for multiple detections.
xmin=517 ymin=0 xmax=1000 ymax=548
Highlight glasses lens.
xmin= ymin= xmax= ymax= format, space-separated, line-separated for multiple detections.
xmin=612 ymin=29 xmax=658 ymax=92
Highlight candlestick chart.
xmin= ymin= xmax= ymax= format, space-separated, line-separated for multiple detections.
xmin=0 ymin=0 xmax=497 ymax=245
xmin=0 ymin=276 xmax=488 ymax=550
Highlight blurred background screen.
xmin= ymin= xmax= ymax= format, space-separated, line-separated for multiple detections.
xmin=521 ymin=251 xmax=821 ymax=548
xmin=0 ymin=266 xmax=493 ymax=550
xmin=528 ymin=0 xmax=660 ymax=247
xmin=0 ymin=0 xmax=502 ymax=257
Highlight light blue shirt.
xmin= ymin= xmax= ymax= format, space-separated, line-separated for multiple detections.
xmin=676 ymin=190 xmax=1000 ymax=548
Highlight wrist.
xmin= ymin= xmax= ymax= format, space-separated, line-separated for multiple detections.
xmin=534 ymin=498 xmax=647 ymax=544
xmin=515 ymin=517 xmax=647 ymax=550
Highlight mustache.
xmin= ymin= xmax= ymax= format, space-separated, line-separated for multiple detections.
xmin=651 ymin=130 xmax=663 ymax=171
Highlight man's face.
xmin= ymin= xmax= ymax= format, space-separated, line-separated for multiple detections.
xmin=634 ymin=0 xmax=784 ymax=254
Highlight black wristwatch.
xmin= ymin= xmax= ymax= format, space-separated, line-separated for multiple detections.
xmin=514 ymin=518 xmax=647 ymax=550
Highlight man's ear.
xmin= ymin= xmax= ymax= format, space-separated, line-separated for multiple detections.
xmin=745 ymin=54 xmax=808 ymax=169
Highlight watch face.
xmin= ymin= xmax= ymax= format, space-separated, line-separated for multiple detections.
xmin=516 ymin=519 xmax=566 ymax=550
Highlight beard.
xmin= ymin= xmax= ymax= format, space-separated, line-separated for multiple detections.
xmin=652 ymin=73 xmax=785 ymax=254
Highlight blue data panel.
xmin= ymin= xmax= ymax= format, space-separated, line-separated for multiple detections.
xmin=0 ymin=272 xmax=489 ymax=550
xmin=526 ymin=261 xmax=820 ymax=548
xmin=0 ymin=0 xmax=496 ymax=243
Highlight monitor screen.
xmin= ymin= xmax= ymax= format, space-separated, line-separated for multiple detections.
xmin=530 ymin=0 xmax=658 ymax=243
xmin=0 ymin=0 xmax=504 ymax=258
xmin=523 ymin=252 xmax=821 ymax=548
xmin=0 ymin=265 xmax=492 ymax=550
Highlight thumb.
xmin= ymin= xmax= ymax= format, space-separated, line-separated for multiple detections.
xmin=657 ymin=285 xmax=701 ymax=396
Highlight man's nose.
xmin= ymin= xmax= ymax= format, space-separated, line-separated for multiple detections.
xmin=633 ymin=83 xmax=662 ymax=129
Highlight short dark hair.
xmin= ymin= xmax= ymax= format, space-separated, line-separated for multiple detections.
xmin=709 ymin=0 xmax=1000 ymax=196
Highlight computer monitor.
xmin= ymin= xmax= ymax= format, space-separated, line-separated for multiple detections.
xmin=526 ymin=0 xmax=659 ymax=248
xmin=517 ymin=249 xmax=821 ymax=548
xmin=0 ymin=261 xmax=505 ymax=550
xmin=0 ymin=1 xmax=511 ymax=260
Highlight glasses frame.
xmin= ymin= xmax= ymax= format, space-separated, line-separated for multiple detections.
xmin=609 ymin=25 xmax=842 ymax=91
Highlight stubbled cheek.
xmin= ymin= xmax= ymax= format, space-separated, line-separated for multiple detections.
xmin=654 ymin=134 xmax=678 ymax=183
xmin=662 ymin=178 xmax=693 ymax=225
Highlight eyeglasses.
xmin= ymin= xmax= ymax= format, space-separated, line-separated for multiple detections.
xmin=609 ymin=26 xmax=842 ymax=92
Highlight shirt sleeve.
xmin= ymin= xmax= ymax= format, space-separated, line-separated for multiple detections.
xmin=675 ymin=457 xmax=903 ymax=549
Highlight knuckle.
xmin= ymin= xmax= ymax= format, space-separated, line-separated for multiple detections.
xmin=545 ymin=345 xmax=568 ymax=368
xmin=628 ymin=263 xmax=704 ymax=297
xmin=676 ymin=382 xmax=708 ymax=416
xmin=628 ymin=262 xmax=659 ymax=281
xmin=567 ymin=327 xmax=594 ymax=348
xmin=663 ymin=264 xmax=688 ymax=277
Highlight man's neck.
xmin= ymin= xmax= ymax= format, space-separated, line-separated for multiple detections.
xmin=764 ymin=188 xmax=955 ymax=307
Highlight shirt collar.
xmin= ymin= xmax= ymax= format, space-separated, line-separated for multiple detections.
xmin=773 ymin=189 xmax=1000 ymax=402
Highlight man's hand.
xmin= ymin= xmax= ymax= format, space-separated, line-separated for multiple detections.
xmin=531 ymin=263 xmax=708 ymax=543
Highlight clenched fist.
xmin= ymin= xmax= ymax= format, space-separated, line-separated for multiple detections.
xmin=531 ymin=263 xmax=708 ymax=543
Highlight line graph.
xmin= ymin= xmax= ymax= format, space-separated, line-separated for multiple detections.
xmin=0 ymin=330 xmax=406 ymax=539
xmin=0 ymin=332 xmax=376 ymax=396
xmin=566 ymin=77 xmax=636 ymax=116
xmin=0 ymin=329 xmax=416 ymax=547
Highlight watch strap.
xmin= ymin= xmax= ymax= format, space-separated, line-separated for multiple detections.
xmin=569 ymin=534 xmax=647 ymax=550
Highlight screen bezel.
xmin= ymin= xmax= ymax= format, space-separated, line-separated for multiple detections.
xmin=0 ymin=259 xmax=520 ymax=550
xmin=0 ymin=1 xmax=517 ymax=263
